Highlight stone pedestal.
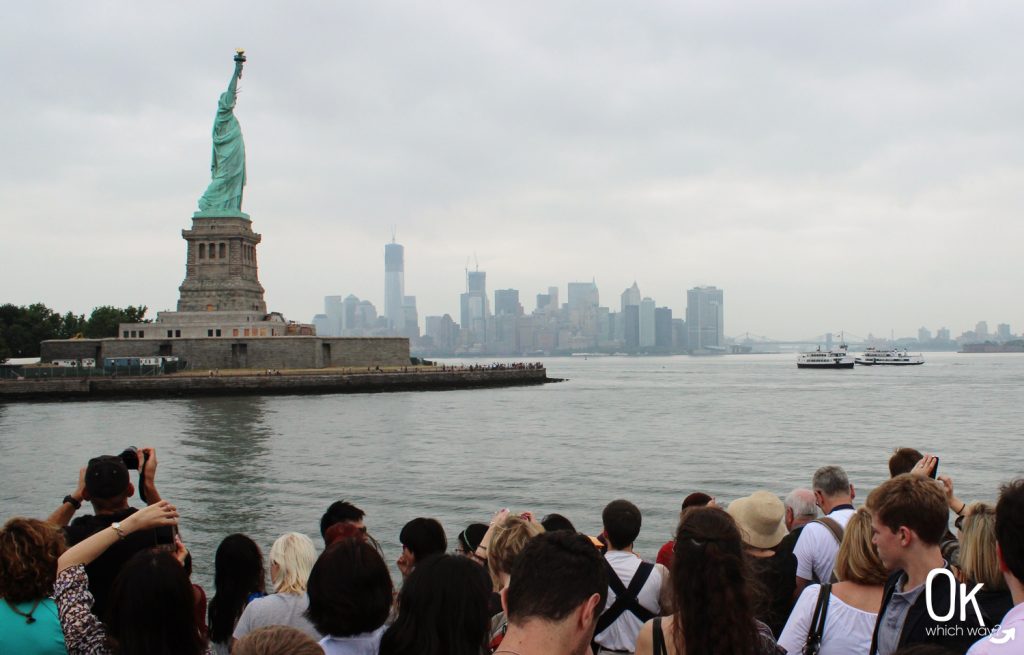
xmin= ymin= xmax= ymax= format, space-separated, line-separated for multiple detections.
xmin=177 ymin=211 xmax=267 ymax=313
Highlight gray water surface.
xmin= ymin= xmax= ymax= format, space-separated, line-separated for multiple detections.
xmin=2 ymin=352 xmax=1020 ymax=589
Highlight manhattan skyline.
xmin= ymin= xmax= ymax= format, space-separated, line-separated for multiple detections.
xmin=3 ymin=3 xmax=1023 ymax=340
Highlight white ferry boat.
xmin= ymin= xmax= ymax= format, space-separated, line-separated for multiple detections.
xmin=797 ymin=344 xmax=855 ymax=369
xmin=854 ymin=347 xmax=925 ymax=366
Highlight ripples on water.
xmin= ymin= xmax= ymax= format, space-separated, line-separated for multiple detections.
xmin=1 ymin=352 xmax=1021 ymax=588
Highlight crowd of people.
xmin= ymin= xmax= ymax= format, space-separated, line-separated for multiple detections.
xmin=1 ymin=446 xmax=1022 ymax=655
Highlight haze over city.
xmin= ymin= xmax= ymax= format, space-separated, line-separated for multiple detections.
xmin=2 ymin=2 xmax=1022 ymax=340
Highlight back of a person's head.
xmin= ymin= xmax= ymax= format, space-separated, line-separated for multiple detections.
xmin=379 ymin=554 xmax=492 ymax=655
xmin=457 ymin=523 xmax=489 ymax=554
xmin=888 ymin=448 xmax=924 ymax=477
xmin=682 ymin=492 xmax=713 ymax=510
xmin=812 ymin=465 xmax=851 ymax=497
xmin=784 ymin=489 xmax=817 ymax=520
xmin=305 ymin=538 xmax=393 ymax=638
xmin=324 ymin=522 xmax=368 ymax=547
xmin=867 ymin=474 xmax=947 ymax=546
xmin=106 ymin=550 xmax=205 ymax=655
xmin=488 ymin=515 xmax=545 ymax=589
xmin=269 ymin=532 xmax=316 ymax=594
xmin=672 ymin=506 xmax=758 ymax=655
xmin=0 ymin=517 xmax=65 ymax=603
xmin=834 ymin=507 xmax=887 ymax=586
xmin=399 ymin=517 xmax=447 ymax=561
xmin=602 ymin=499 xmax=642 ymax=549
xmin=209 ymin=533 xmax=265 ymax=643
xmin=996 ymin=479 xmax=1024 ymax=584
xmin=959 ymin=503 xmax=1005 ymax=590
xmin=540 ymin=513 xmax=576 ymax=533
xmin=84 ymin=455 xmax=132 ymax=509
xmin=232 ymin=625 xmax=323 ymax=655
xmin=319 ymin=500 xmax=365 ymax=541
xmin=506 ymin=530 xmax=607 ymax=624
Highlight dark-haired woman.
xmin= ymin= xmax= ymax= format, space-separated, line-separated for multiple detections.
xmin=379 ymin=554 xmax=492 ymax=655
xmin=305 ymin=538 xmax=393 ymax=654
xmin=635 ymin=506 xmax=783 ymax=655
xmin=208 ymin=533 xmax=266 ymax=655
xmin=0 ymin=518 xmax=68 ymax=654
xmin=53 ymin=500 xmax=211 ymax=655
xmin=396 ymin=517 xmax=446 ymax=580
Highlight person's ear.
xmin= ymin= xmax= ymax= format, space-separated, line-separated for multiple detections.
xmin=849 ymin=484 xmax=856 ymax=500
xmin=580 ymin=592 xmax=603 ymax=629
xmin=126 ymin=482 xmax=135 ymax=498
xmin=996 ymin=542 xmax=1009 ymax=574
xmin=897 ymin=526 xmax=912 ymax=547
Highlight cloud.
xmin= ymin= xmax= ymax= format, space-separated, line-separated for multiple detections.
xmin=2 ymin=1 xmax=1022 ymax=338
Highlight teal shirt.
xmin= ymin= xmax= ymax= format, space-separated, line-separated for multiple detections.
xmin=0 ymin=598 xmax=68 ymax=655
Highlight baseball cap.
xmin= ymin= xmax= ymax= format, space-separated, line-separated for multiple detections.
xmin=85 ymin=455 xmax=130 ymax=499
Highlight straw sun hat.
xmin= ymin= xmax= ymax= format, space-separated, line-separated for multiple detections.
xmin=727 ymin=491 xmax=788 ymax=550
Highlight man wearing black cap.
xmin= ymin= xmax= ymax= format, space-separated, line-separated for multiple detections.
xmin=49 ymin=447 xmax=168 ymax=617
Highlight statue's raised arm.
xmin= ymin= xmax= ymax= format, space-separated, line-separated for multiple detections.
xmin=197 ymin=51 xmax=247 ymax=214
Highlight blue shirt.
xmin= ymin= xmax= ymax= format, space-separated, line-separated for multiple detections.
xmin=0 ymin=598 xmax=68 ymax=655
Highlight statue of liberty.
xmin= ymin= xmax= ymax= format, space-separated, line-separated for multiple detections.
xmin=198 ymin=51 xmax=247 ymax=213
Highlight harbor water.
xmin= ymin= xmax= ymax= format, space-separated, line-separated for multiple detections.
xmin=1 ymin=352 xmax=1021 ymax=588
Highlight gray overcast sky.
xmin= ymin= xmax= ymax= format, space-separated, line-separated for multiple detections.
xmin=2 ymin=2 xmax=1022 ymax=340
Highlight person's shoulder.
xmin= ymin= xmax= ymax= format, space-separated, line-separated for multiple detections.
xmin=635 ymin=617 xmax=656 ymax=654
xmin=795 ymin=582 xmax=822 ymax=604
xmin=794 ymin=520 xmax=829 ymax=547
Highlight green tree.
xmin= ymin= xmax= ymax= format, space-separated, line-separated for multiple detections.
xmin=84 ymin=305 xmax=149 ymax=338
xmin=59 ymin=311 xmax=87 ymax=338
xmin=0 ymin=303 xmax=63 ymax=357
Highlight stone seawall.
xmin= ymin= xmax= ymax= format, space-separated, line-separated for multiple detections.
xmin=0 ymin=368 xmax=553 ymax=402
xmin=40 ymin=336 xmax=411 ymax=370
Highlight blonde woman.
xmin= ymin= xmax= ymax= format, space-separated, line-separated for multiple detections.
xmin=484 ymin=515 xmax=545 ymax=651
xmin=956 ymin=503 xmax=1013 ymax=625
xmin=778 ymin=508 xmax=887 ymax=655
xmin=232 ymin=532 xmax=320 ymax=647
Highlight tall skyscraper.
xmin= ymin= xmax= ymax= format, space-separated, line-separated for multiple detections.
xmin=384 ymin=239 xmax=405 ymax=332
xmin=494 ymin=289 xmax=523 ymax=317
xmin=402 ymin=296 xmax=419 ymax=339
xmin=655 ymin=307 xmax=673 ymax=350
xmin=620 ymin=282 xmax=641 ymax=349
xmin=686 ymin=286 xmax=724 ymax=351
xmin=620 ymin=282 xmax=641 ymax=313
xmin=324 ymin=295 xmax=343 ymax=336
xmin=568 ymin=281 xmax=599 ymax=311
xmin=460 ymin=268 xmax=490 ymax=344
xmin=639 ymin=297 xmax=656 ymax=348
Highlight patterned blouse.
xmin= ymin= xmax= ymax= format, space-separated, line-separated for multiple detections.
xmin=53 ymin=565 xmax=212 ymax=655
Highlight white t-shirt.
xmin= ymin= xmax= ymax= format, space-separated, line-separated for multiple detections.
xmin=593 ymin=550 xmax=665 ymax=652
xmin=320 ymin=626 xmax=385 ymax=655
xmin=794 ymin=507 xmax=855 ymax=583
xmin=778 ymin=583 xmax=878 ymax=655
xmin=232 ymin=592 xmax=321 ymax=642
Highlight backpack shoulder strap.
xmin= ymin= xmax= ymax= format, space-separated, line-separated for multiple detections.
xmin=653 ymin=616 xmax=668 ymax=655
xmin=594 ymin=560 xmax=656 ymax=636
xmin=815 ymin=517 xmax=844 ymax=544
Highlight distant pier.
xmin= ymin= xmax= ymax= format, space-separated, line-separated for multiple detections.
xmin=0 ymin=365 xmax=556 ymax=402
